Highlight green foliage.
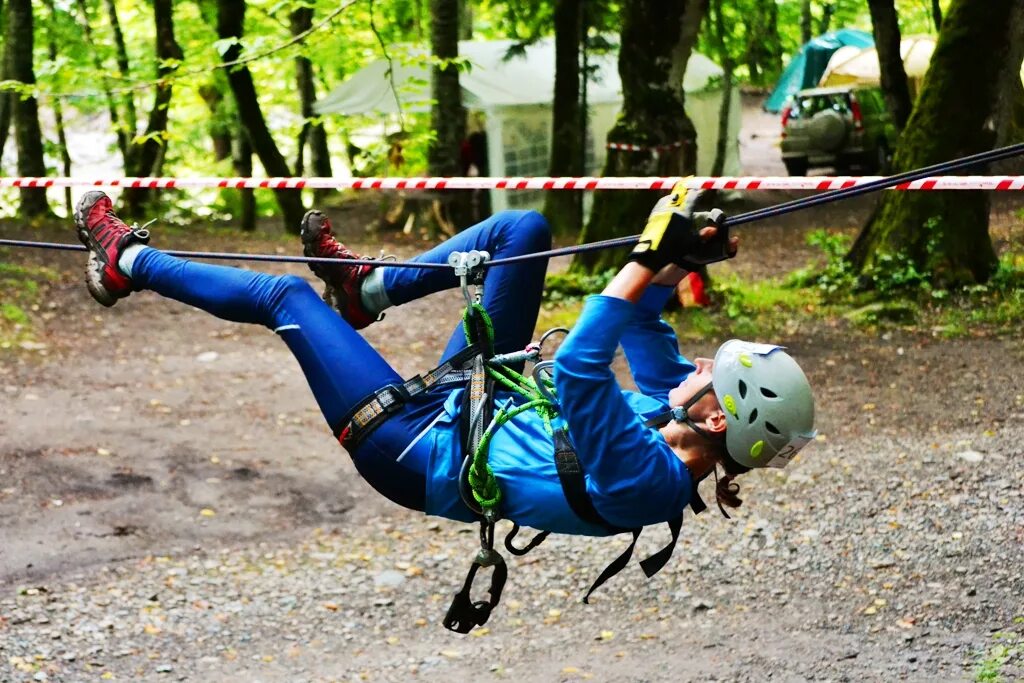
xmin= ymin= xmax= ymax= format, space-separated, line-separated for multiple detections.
xmin=973 ymin=631 xmax=1022 ymax=683
xmin=542 ymin=268 xmax=618 ymax=304
xmin=0 ymin=260 xmax=59 ymax=349
xmin=792 ymin=221 xmax=949 ymax=300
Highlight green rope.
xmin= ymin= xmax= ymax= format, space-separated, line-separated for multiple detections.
xmin=460 ymin=300 xmax=562 ymax=512
xmin=468 ymin=399 xmax=550 ymax=510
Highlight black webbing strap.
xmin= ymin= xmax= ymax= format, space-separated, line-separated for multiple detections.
xmin=336 ymin=343 xmax=483 ymax=449
xmin=582 ymin=530 xmax=641 ymax=604
xmin=555 ymin=428 xmax=711 ymax=602
xmin=639 ymin=514 xmax=683 ymax=577
xmin=553 ymin=429 xmax=627 ymax=532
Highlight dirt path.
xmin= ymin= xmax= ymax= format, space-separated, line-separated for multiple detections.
xmin=2 ymin=203 xmax=1023 ymax=682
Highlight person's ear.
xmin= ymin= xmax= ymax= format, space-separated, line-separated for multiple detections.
xmin=705 ymin=409 xmax=728 ymax=435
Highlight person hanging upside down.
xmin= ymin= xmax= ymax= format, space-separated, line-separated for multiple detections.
xmin=73 ymin=187 xmax=815 ymax=543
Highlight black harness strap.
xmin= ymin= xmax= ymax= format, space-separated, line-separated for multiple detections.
xmin=552 ymin=427 xmax=712 ymax=602
xmin=335 ymin=343 xmax=483 ymax=450
xmin=582 ymin=529 xmax=641 ymax=604
xmin=553 ymin=428 xmax=628 ymax=533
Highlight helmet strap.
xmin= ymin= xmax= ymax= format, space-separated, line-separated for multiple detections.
xmin=674 ymin=382 xmax=717 ymax=441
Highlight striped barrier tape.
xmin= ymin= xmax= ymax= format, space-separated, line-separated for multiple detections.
xmin=2 ymin=175 xmax=1024 ymax=191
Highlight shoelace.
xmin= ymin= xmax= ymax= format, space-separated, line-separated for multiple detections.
xmin=94 ymin=212 xmax=152 ymax=248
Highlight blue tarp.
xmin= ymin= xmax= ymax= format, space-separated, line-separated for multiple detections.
xmin=764 ymin=29 xmax=875 ymax=113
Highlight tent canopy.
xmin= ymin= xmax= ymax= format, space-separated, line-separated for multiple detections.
xmin=764 ymin=29 xmax=874 ymax=113
xmin=317 ymin=38 xmax=742 ymax=213
xmin=820 ymin=36 xmax=936 ymax=88
xmin=316 ymin=38 xmax=728 ymax=116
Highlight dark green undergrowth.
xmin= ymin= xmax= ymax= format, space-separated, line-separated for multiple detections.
xmin=0 ymin=259 xmax=61 ymax=350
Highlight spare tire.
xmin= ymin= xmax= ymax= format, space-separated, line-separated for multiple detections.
xmin=807 ymin=110 xmax=848 ymax=153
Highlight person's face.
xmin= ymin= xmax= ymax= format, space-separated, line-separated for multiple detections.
xmin=667 ymin=358 xmax=718 ymax=418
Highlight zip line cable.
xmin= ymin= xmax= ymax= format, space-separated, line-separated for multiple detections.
xmin=2 ymin=142 xmax=1024 ymax=270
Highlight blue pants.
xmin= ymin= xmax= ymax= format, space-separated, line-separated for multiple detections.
xmin=130 ymin=210 xmax=551 ymax=510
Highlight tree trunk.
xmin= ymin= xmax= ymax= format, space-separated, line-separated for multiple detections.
xmin=743 ymin=0 xmax=783 ymax=87
xmin=931 ymin=0 xmax=942 ymax=32
xmin=992 ymin=3 xmax=1024 ymax=175
xmin=458 ymin=0 xmax=472 ymax=40
xmin=428 ymin=0 xmax=472 ymax=232
xmin=43 ymin=0 xmax=72 ymax=215
xmin=670 ymin=0 xmax=709 ymax=97
xmin=818 ymin=2 xmax=834 ymax=34
xmin=710 ymin=0 xmax=733 ymax=177
xmin=123 ymin=0 xmax=183 ymax=218
xmin=800 ymin=0 xmax=813 ymax=45
xmin=6 ymin=0 xmax=49 ymax=217
xmin=199 ymin=81 xmax=233 ymax=162
xmin=542 ymin=0 xmax=584 ymax=236
xmin=847 ymin=0 xmax=1017 ymax=287
xmin=216 ymin=0 xmax=304 ymax=232
xmin=572 ymin=0 xmax=696 ymax=274
xmin=104 ymin=0 xmax=137 ymax=139
xmin=290 ymin=5 xmax=333 ymax=204
xmin=234 ymin=126 xmax=256 ymax=232
xmin=0 ymin=0 xmax=11 ymax=166
xmin=867 ymin=0 xmax=912 ymax=131
xmin=75 ymin=0 xmax=128 ymax=163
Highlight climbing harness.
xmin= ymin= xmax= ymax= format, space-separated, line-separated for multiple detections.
xmin=335 ymin=251 xmax=712 ymax=633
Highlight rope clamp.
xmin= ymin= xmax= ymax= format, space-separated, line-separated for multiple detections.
xmin=442 ymin=518 xmax=507 ymax=634
xmin=448 ymin=249 xmax=490 ymax=306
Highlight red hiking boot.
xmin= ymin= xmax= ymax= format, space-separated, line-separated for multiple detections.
xmin=73 ymin=191 xmax=151 ymax=307
xmin=300 ymin=210 xmax=378 ymax=329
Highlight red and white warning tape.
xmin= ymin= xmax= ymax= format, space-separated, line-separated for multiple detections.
xmin=2 ymin=175 xmax=1024 ymax=191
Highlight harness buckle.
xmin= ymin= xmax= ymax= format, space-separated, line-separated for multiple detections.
xmin=379 ymin=383 xmax=411 ymax=414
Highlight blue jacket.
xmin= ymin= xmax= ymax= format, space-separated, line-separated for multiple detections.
xmin=422 ymin=286 xmax=697 ymax=536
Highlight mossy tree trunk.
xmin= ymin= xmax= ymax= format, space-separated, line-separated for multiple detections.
xmin=992 ymin=4 xmax=1024 ymax=175
xmin=571 ymin=0 xmax=697 ymax=274
xmin=847 ymin=0 xmax=1018 ymax=287
xmin=541 ymin=0 xmax=584 ymax=237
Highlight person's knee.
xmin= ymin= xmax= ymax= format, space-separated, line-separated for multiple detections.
xmin=504 ymin=210 xmax=552 ymax=253
xmin=270 ymin=274 xmax=317 ymax=305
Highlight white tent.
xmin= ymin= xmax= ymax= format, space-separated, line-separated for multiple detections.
xmin=820 ymin=36 xmax=937 ymax=95
xmin=316 ymin=38 xmax=741 ymax=212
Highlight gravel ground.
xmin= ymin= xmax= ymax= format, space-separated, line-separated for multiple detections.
xmin=3 ymin=97 xmax=1024 ymax=680
xmin=2 ymin=209 xmax=1023 ymax=682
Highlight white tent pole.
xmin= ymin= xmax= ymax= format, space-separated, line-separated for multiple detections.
xmin=482 ymin=107 xmax=507 ymax=213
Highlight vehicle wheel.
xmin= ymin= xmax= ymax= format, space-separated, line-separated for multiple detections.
xmin=874 ymin=141 xmax=891 ymax=174
xmin=784 ymin=158 xmax=809 ymax=176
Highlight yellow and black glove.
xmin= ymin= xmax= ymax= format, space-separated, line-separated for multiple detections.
xmin=629 ymin=180 xmax=731 ymax=272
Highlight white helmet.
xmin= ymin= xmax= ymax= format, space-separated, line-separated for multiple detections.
xmin=712 ymin=340 xmax=816 ymax=469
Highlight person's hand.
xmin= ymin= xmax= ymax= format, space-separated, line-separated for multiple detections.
xmin=677 ymin=208 xmax=738 ymax=271
xmin=629 ymin=180 xmax=735 ymax=272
